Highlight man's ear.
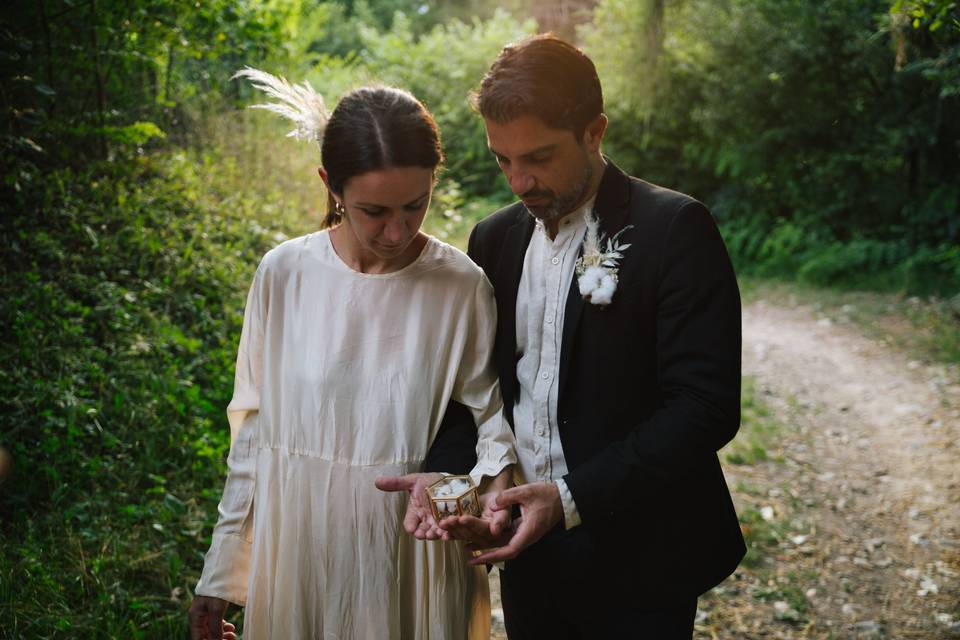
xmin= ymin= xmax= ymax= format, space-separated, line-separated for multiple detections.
xmin=583 ymin=114 xmax=608 ymax=152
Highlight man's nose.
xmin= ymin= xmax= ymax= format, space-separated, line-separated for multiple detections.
xmin=506 ymin=168 xmax=534 ymax=196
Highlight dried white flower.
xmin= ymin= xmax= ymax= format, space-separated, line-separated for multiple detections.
xmin=575 ymin=209 xmax=633 ymax=307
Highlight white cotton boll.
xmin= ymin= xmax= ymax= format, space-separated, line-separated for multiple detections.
xmin=590 ymin=274 xmax=617 ymax=306
xmin=578 ymin=267 xmax=603 ymax=296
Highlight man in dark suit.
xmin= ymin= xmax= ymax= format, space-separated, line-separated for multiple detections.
xmin=435 ymin=34 xmax=746 ymax=638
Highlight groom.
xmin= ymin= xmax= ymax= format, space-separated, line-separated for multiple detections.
xmin=389 ymin=34 xmax=745 ymax=637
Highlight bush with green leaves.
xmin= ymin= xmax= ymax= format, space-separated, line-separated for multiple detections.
xmin=581 ymin=0 xmax=960 ymax=296
xmin=0 ymin=150 xmax=312 ymax=638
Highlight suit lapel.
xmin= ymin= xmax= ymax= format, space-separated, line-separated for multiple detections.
xmin=558 ymin=160 xmax=632 ymax=397
xmin=496 ymin=210 xmax=535 ymax=410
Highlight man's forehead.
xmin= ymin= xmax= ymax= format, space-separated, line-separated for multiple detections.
xmin=484 ymin=116 xmax=575 ymax=156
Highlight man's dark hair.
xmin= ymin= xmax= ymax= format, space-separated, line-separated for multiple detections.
xmin=471 ymin=33 xmax=604 ymax=139
xmin=322 ymin=86 xmax=443 ymax=228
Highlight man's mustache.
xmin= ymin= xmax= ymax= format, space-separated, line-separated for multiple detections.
xmin=520 ymin=188 xmax=554 ymax=200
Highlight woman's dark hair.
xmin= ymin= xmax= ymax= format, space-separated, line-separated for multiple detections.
xmin=471 ymin=33 xmax=603 ymax=140
xmin=321 ymin=86 xmax=443 ymax=228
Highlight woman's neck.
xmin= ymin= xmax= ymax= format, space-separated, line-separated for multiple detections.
xmin=329 ymin=224 xmax=428 ymax=275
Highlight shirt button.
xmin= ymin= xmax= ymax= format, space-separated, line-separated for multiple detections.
xmin=551 ymin=257 xmax=560 ymax=265
xmin=536 ymin=427 xmax=545 ymax=436
xmin=545 ymin=316 xmax=554 ymax=324
xmin=541 ymin=371 xmax=550 ymax=380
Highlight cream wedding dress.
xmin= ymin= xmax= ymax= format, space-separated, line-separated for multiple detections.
xmin=195 ymin=230 xmax=515 ymax=639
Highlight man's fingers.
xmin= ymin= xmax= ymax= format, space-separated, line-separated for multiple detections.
xmin=468 ymin=540 xmax=520 ymax=564
xmin=438 ymin=514 xmax=494 ymax=541
xmin=468 ymin=519 xmax=535 ymax=565
xmin=374 ymin=475 xmax=416 ymax=492
xmin=492 ymin=485 xmax=528 ymax=511
xmin=488 ymin=508 xmax=511 ymax=536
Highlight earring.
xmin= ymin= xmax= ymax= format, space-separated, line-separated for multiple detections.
xmin=335 ymin=201 xmax=345 ymax=215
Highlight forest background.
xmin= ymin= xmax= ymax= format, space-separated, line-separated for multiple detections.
xmin=0 ymin=0 xmax=957 ymax=637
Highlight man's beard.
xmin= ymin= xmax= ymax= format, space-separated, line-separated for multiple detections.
xmin=522 ymin=161 xmax=594 ymax=223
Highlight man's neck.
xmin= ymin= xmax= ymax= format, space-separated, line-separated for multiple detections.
xmin=544 ymin=155 xmax=607 ymax=239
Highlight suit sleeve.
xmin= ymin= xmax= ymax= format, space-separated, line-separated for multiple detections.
xmin=563 ymin=202 xmax=742 ymax=522
xmin=423 ymin=401 xmax=478 ymax=474
xmin=194 ymin=261 xmax=267 ymax=606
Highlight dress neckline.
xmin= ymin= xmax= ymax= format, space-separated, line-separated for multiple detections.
xmin=321 ymin=228 xmax=435 ymax=278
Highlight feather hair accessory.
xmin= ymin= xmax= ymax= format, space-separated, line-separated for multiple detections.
xmin=232 ymin=66 xmax=330 ymax=145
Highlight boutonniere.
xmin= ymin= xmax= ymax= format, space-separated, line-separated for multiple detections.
xmin=575 ymin=210 xmax=633 ymax=307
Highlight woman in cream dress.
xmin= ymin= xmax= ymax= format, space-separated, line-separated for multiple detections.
xmin=188 ymin=73 xmax=515 ymax=639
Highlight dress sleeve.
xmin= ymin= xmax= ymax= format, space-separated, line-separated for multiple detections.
xmin=194 ymin=261 xmax=267 ymax=606
xmin=452 ymin=273 xmax=518 ymax=484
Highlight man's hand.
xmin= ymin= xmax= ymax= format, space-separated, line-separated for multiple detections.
xmin=438 ymin=467 xmax=513 ymax=547
xmin=188 ymin=596 xmax=238 ymax=640
xmin=374 ymin=472 xmax=444 ymax=540
xmin=465 ymin=481 xmax=564 ymax=565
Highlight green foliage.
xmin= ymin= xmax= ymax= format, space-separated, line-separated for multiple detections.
xmin=0 ymin=151 xmax=312 ymax=637
xmin=3 ymin=0 xmax=960 ymax=634
xmin=582 ymin=0 xmax=960 ymax=296
xmin=302 ymin=9 xmax=535 ymax=198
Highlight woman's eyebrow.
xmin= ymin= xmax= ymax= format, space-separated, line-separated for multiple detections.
xmin=355 ymin=190 xmax=431 ymax=208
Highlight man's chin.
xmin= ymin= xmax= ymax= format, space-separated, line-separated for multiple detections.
xmin=522 ymin=202 xmax=562 ymax=222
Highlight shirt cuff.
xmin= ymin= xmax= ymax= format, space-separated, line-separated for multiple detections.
xmin=554 ymin=478 xmax=581 ymax=530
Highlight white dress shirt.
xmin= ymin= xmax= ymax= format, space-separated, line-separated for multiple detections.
xmin=513 ymin=197 xmax=595 ymax=529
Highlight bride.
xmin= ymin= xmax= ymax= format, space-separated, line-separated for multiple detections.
xmin=187 ymin=69 xmax=515 ymax=640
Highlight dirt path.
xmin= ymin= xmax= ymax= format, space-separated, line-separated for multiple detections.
xmin=489 ymin=298 xmax=960 ymax=638
xmin=697 ymin=299 xmax=960 ymax=638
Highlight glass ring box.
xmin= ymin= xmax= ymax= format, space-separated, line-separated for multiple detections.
xmin=427 ymin=475 xmax=481 ymax=521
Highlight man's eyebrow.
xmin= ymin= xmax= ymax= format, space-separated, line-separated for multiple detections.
xmin=489 ymin=143 xmax=558 ymax=160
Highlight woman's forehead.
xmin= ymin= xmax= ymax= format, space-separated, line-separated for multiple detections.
xmin=345 ymin=166 xmax=434 ymax=205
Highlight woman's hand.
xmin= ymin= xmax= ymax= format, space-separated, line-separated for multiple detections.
xmin=374 ymin=472 xmax=445 ymax=539
xmin=188 ymin=596 xmax=238 ymax=640
xmin=437 ymin=467 xmax=514 ymax=547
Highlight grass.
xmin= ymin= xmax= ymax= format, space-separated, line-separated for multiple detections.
xmin=722 ymin=376 xmax=785 ymax=467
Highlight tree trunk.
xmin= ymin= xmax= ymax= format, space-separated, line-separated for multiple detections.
xmin=90 ymin=0 xmax=108 ymax=159
xmin=645 ymin=0 xmax=665 ymax=69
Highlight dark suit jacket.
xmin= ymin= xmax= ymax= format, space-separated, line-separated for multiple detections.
xmin=458 ymin=160 xmax=745 ymax=601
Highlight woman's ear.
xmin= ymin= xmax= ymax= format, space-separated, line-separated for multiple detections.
xmin=318 ymin=167 xmax=342 ymax=206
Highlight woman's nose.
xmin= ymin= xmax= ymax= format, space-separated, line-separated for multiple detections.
xmin=383 ymin=217 xmax=408 ymax=244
